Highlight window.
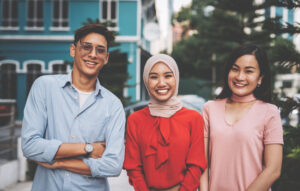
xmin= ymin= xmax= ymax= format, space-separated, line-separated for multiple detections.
xmin=287 ymin=8 xmax=294 ymax=40
xmin=0 ymin=63 xmax=17 ymax=99
xmin=282 ymin=80 xmax=292 ymax=88
xmin=26 ymin=63 xmax=42 ymax=95
xmin=101 ymin=0 xmax=118 ymax=27
xmin=52 ymin=0 xmax=69 ymax=28
xmin=265 ymin=7 xmax=270 ymax=18
xmin=1 ymin=0 xmax=18 ymax=28
xmin=52 ymin=64 xmax=67 ymax=74
xmin=27 ymin=0 xmax=43 ymax=28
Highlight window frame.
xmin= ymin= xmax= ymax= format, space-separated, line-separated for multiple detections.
xmin=25 ymin=0 xmax=44 ymax=31
xmin=100 ymin=0 xmax=119 ymax=30
xmin=50 ymin=0 xmax=70 ymax=31
xmin=0 ymin=61 xmax=18 ymax=99
xmin=48 ymin=60 xmax=71 ymax=74
xmin=0 ymin=0 xmax=19 ymax=31
xmin=24 ymin=61 xmax=44 ymax=95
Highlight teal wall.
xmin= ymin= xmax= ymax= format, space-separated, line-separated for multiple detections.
xmin=119 ymin=1 xmax=137 ymax=36
xmin=0 ymin=41 xmax=71 ymax=67
xmin=69 ymin=1 xmax=99 ymax=33
xmin=287 ymin=9 xmax=294 ymax=40
xmin=117 ymin=42 xmax=138 ymax=101
xmin=0 ymin=0 xmax=140 ymax=120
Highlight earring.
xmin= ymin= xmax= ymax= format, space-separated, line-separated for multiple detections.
xmin=257 ymin=83 xmax=261 ymax=88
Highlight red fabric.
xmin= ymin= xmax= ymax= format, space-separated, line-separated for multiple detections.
xmin=123 ymin=107 xmax=207 ymax=191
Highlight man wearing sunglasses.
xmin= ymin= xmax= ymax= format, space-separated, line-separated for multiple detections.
xmin=21 ymin=24 xmax=125 ymax=191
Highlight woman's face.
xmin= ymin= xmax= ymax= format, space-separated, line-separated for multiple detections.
xmin=228 ymin=54 xmax=263 ymax=97
xmin=148 ymin=62 xmax=176 ymax=102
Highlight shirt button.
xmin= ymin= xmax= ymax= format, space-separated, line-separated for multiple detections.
xmin=71 ymin=136 xmax=75 ymax=139
xmin=66 ymin=173 xmax=70 ymax=176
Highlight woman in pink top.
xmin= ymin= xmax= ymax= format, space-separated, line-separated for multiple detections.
xmin=200 ymin=44 xmax=283 ymax=191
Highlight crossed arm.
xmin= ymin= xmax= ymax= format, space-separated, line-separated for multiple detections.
xmin=37 ymin=142 xmax=106 ymax=175
xmin=22 ymin=79 xmax=125 ymax=177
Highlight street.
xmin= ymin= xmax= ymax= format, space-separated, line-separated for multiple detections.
xmin=4 ymin=170 xmax=134 ymax=191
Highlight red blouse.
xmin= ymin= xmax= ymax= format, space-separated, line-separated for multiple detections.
xmin=123 ymin=107 xmax=207 ymax=191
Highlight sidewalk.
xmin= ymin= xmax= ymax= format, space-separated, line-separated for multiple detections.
xmin=3 ymin=170 xmax=133 ymax=191
xmin=3 ymin=181 xmax=32 ymax=191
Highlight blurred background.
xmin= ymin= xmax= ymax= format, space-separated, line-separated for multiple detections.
xmin=0 ymin=0 xmax=299 ymax=190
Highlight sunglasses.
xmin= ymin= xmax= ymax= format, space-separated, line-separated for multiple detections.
xmin=76 ymin=41 xmax=108 ymax=58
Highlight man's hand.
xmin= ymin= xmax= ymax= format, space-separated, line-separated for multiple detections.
xmin=36 ymin=159 xmax=92 ymax=175
xmin=90 ymin=142 xmax=106 ymax=158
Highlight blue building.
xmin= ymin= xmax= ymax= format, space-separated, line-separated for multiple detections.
xmin=265 ymin=5 xmax=294 ymax=40
xmin=0 ymin=0 xmax=157 ymax=121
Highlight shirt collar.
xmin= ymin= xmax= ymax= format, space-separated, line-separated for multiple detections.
xmin=60 ymin=71 xmax=103 ymax=98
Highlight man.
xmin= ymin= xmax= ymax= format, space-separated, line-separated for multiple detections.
xmin=21 ymin=24 xmax=125 ymax=191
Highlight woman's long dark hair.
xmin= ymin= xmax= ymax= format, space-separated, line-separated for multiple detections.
xmin=217 ymin=44 xmax=272 ymax=103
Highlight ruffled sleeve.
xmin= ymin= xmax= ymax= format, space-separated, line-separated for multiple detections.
xmin=180 ymin=113 xmax=207 ymax=191
xmin=123 ymin=115 xmax=150 ymax=191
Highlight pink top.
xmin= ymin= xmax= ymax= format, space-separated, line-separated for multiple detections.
xmin=203 ymin=99 xmax=283 ymax=191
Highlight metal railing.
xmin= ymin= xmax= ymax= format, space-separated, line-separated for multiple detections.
xmin=0 ymin=99 xmax=17 ymax=160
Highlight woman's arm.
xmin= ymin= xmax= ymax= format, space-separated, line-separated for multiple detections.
xmin=200 ymin=103 xmax=210 ymax=191
xmin=123 ymin=116 xmax=150 ymax=191
xmin=199 ymin=138 xmax=209 ymax=191
xmin=180 ymin=114 xmax=207 ymax=191
xmin=246 ymin=144 xmax=283 ymax=191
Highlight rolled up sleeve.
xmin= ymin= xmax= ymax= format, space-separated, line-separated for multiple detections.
xmin=83 ymin=99 xmax=125 ymax=177
xmin=21 ymin=78 xmax=62 ymax=163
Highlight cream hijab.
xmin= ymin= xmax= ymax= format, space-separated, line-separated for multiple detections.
xmin=143 ymin=54 xmax=182 ymax=118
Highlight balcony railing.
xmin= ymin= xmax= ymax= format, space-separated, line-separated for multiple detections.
xmin=0 ymin=99 xmax=17 ymax=160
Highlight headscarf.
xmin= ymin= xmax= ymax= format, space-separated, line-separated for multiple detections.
xmin=143 ymin=54 xmax=182 ymax=118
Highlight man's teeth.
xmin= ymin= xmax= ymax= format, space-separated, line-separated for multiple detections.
xmin=86 ymin=61 xmax=97 ymax=65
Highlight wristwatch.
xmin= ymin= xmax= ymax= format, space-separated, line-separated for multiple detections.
xmin=85 ymin=143 xmax=93 ymax=155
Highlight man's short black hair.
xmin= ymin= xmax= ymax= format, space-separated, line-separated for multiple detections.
xmin=74 ymin=24 xmax=115 ymax=49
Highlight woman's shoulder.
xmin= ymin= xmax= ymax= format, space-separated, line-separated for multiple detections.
xmin=128 ymin=106 xmax=150 ymax=121
xmin=179 ymin=107 xmax=202 ymax=117
xmin=203 ymin=98 xmax=226 ymax=110
xmin=256 ymin=100 xmax=280 ymax=113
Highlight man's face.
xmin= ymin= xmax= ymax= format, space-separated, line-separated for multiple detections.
xmin=70 ymin=32 xmax=109 ymax=79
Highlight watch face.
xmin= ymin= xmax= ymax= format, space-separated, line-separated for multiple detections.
xmin=85 ymin=144 xmax=93 ymax=153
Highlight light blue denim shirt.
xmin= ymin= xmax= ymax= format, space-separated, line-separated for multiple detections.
xmin=21 ymin=72 xmax=125 ymax=191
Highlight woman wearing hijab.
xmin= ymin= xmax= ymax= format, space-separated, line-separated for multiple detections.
xmin=123 ymin=54 xmax=207 ymax=191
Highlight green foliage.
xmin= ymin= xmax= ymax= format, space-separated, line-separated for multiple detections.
xmin=268 ymin=38 xmax=300 ymax=73
xmin=172 ymin=0 xmax=272 ymax=82
xmin=268 ymin=97 xmax=300 ymax=190
xmin=173 ymin=0 xmax=300 ymax=189
xmin=172 ymin=0 xmax=300 ymax=89
xmin=273 ymin=156 xmax=300 ymax=191
xmin=98 ymin=49 xmax=130 ymax=104
xmin=273 ymin=124 xmax=300 ymax=191
xmin=173 ymin=7 xmax=192 ymax=23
